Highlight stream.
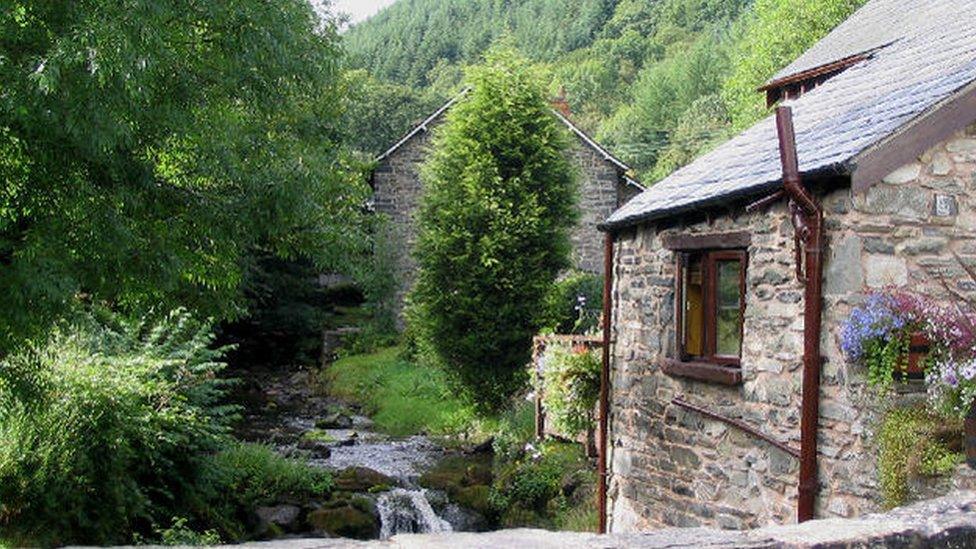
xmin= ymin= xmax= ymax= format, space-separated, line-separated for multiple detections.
xmin=234 ymin=364 xmax=489 ymax=540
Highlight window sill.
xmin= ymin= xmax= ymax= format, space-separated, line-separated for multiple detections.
xmin=660 ymin=358 xmax=743 ymax=386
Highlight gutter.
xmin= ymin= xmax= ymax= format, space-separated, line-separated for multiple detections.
xmin=773 ymin=106 xmax=825 ymax=523
xmin=597 ymin=232 xmax=613 ymax=534
xmin=597 ymin=163 xmax=848 ymax=233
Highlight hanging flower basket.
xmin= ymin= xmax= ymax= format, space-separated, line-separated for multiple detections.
xmin=899 ymin=332 xmax=930 ymax=379
xmin=842 ymin=293 xmax=930 ymax=388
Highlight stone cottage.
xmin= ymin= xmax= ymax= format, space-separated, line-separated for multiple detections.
xmin=596 ymin=0 xmax=976 ymax=533
xmin=370 ymin=92 xmax=643 ymax=321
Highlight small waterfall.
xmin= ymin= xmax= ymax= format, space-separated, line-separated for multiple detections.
xmin=376 ymin=488 xmax=453 ymax=539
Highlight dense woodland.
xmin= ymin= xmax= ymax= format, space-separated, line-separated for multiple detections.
xmin=344 ymin=0 xmax=867 ymax=181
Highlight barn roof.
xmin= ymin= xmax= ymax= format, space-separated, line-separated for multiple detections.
xmin=375 ymin=90 xmax=644 ymax=190
xmin=603 ymin=0 xmax=976 ymax=231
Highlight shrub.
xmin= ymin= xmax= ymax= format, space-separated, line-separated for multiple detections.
xmin=490 ymin=441 xmax=592 ymax=528
xmin=877 ymin=407 xmax=962 ymax=509
xmin=0 ymin=309 xmax=236 ymax=546
xmin=206 ymin=443 xmax=332 ymax=510
xmin=491 ymin=401 xmax=540 ymax=462
xmin=152 ymin=518 xmax=221 ymax=547
xmin=408 ymin=44 xmax=578 ymax=412
xmin=539 ymin=345 xmax=601 ymax=437
xmin=542 ymin=272 xmax=603 ymax=335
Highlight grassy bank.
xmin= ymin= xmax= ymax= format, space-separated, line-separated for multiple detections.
xmin=325 ymin=346 xmax=479 ymax=436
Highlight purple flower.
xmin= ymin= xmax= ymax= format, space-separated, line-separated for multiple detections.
xmin=961 ymin=359 xmax=976 ymax=381
xmin=841 ymin=293 xmax=908 ymax=362
xmin=942 ymin=364 xmax=959 ymax=387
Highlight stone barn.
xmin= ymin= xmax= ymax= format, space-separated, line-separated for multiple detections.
xmin=370 ymin=92 xmax=643 ymax=321
xmin=596 ymin=0 xmax=976 ymax=532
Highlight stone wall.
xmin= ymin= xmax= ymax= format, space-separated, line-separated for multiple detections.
xmin=372 ymin=125 xmax=434 ymax=322
xmin=606 ymin=123 xmax=976 ymax=532
xmin=372 ymin=120 xmax=638 ymax=322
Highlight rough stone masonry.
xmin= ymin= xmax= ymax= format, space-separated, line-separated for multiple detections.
xmin=605 ymin=123 xmax=976 ymax=530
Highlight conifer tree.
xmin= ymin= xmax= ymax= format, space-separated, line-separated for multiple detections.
xmin=409 ymin=45 xmax=578 ymax=411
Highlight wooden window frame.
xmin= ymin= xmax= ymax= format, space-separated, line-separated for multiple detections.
xmin=674 ymin=248 xmax=747 ymax=368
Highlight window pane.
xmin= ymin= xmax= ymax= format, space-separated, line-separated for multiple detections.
xmin=683 ymin=254 xmax=704 ymax=356
xmin=716 ymin=259 xmax=742 ymax=357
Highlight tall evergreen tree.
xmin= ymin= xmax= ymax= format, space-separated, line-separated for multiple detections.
xmin=409 ymin=46 xmax=578 ymax=412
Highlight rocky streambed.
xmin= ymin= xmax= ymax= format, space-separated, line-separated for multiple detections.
xmin=231 ymin=362 xmax=494 ymax=542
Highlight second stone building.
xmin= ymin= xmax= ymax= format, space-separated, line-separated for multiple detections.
xmin=370 ymin=92 xmax=643 ymax=323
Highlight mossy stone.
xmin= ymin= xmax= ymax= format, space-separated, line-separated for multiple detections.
xmin=453 ymin=485 xmax=494 ymax=515
xmin=307 ymin=503 xmax=380 ymax=540
xmin=333 ymin=466 xmax=397 ymax=492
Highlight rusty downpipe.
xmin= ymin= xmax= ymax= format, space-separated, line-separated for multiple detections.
xmin=775 ymin=106 xmax=824 ymax=523
xmin=597 ymin=231 xmax=613 ymax=534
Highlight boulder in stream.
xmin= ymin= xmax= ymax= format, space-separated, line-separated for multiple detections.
xmin=333 ymin=466 xmax=398 ymax=492
xmin=252 ymin=504 xmax=302 ymax=537
xmin=316 ymin=411 xmax=353 ymax=429
xmin=307 ymin=495 xmax=380 ymax=540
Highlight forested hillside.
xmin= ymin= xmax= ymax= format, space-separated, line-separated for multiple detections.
xmin=344 ymin=0 xmax=866 ymax=182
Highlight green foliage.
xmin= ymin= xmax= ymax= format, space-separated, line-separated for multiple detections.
xmin=554 ymin=503 xmax=599 ymax=532
xmin=0 ymin=0 xmax=370 ymax=353
xmin=220 ymin=255 xmax=343 ymax=368
xmin=350 ymin=219 xmax=401 ymax=347
xmin=539 ymin=346 xmax=601 ymax=438
xmin=721 ymin=0 xmax=867 ymax=129
xmin=345 ymin=0 xmax=617 ymax=89
xmin=0 ymin=310 xmax=236 ymax=546
xmin=647 ymin=93 xmax=732 ymax=181
xmin=325 ymin=346 xmax=478 ymax=436
xmin=542 ymin=271 xmax=604 ymax=335
xmin=409 ymin=45 xmax=578 ymax=412
xmin=342 ymin=69 xmax=449 ymax=156
xmin=599 ymin=33 xmax=733 ymax=176
xmin=877 ymin=407 xmax=963 ymax=509
xmin=153 ymin=518 xmax=221 ymax=547
xmin=490 ymin=441 xmax=594 ymax=528
xmin=206 ymin=442 xmax=333 ymax=510
xmin=864 ymin=334 xmax=911 ymax=391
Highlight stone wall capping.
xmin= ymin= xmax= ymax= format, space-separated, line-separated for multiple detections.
xmin=386 ymin=492 xmax=976 ymax=547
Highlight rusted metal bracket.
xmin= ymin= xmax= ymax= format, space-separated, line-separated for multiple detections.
xmin=671 ymin=397 xmax=800 ymax=459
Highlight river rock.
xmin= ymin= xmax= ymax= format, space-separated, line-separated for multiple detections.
xmin=467 ymin=437 xmax=495 ymax=454
xmin=308 ymin=495 xmax=381 ymax=540
xmin=334 ymin=466 xmax=398 ymax=492
xmin=420 ymin=454 xmax=493 ymax=494
xmin=253 ymin=504 xmax=302 ymax=537
xmin=317 ymin=412 xmax=354 ymax=429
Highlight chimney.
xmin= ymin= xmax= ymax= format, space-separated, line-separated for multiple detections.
xmin=551 ymin=87 xmax=572 ymax=117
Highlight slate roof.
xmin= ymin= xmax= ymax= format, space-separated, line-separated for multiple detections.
xmin=603 ymin=0 xmax=976 ymax=231
xmin=375 ymin=91 xmax=644 ymax=190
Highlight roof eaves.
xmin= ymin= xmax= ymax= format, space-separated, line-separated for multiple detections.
xmin=759 ymin=47 xmax=886 ymax=92
xmin=599 ymin=164 xmax=849 ymax=233
xmin=551 ymin=109 xmax=633 ymax=174
xmin=374 ymin=88 xmax=471 ymax=163
xmin=624 ymin=176 xmax=645 ymax=191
